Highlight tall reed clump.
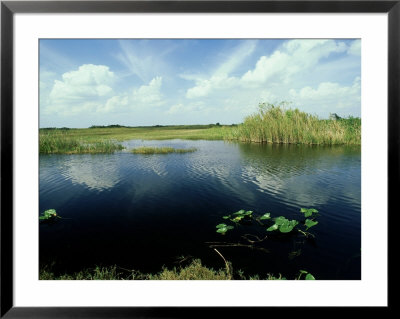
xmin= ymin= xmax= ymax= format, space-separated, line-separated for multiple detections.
xmin=227 ymin=103 xmax=361 ymax=145
xmin=39 ymin=130 xmax=124 ymax=154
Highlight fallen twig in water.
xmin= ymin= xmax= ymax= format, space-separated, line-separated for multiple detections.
xmin=208 ymin=243 xmax=269 ymax=253
xmin=241 ymin=234 xmax=268 ymax=244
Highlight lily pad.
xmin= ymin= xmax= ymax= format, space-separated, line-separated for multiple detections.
xmin=279 ymin=220 xmax=298 ymax=233
xmin=39 ymin=209 xmax=61 ymax=222
xmin=216 ymin=227 xmax=228 ymax=234
xmin=274 ymin=216 xmax=288 ymax=225
xmin=216 ymin=223 xmax=234 ymax=234
xmin=260 ymin=213 xmax=271 ymax=220
xmin=300 ymin=208 xmax=319 ymax=218
xmin=232 ymin=216 xmax=244 ymax=223
xmin=304 ymin=219 xmax=318 ymax=230
xmin=267 ymin=224 xmax=279 ymax=232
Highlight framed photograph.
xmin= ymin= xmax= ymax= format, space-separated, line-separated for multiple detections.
xmin=1 ymin=0 xmax=396 ymax=317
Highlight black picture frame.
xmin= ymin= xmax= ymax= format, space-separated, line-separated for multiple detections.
xmin=1 ymin=1 xmax=396 ymax=317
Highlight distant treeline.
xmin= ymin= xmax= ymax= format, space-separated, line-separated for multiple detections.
xmin=40 ymin=127 xmax=71 ymax=130
xmin=40 ymin=123 xmax=238 ymax=130
xmin=89 ymin=124 xmax=130 ymax=129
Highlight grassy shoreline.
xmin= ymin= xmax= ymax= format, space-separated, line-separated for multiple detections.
xmin=39 ymin=105 xmax=361 ymax=154
xmin=39 ymin=259 xmax=303 ymax=280
xmin=39 ymin=124 xmax=228 ymax=154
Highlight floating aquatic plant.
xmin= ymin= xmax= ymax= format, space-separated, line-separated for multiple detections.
xmin=304 ymin=218 xmax=318 ymax=230
xmin=222 ymin=210 xmax=253 ymax=224
xmin=213 ymin=206 xmax=321 ymax=278
xmin=267 ymin=216 xmax=299 ymax=233
xmin=39 ymin=209 xmax=61 ymax=223
xmin=216 ymin=223 xmax=234 ymax=235
xmin=259 ymin=213 xmax=271 ymax=220
xmin=300 ymin=208 xmax=318 ymax=218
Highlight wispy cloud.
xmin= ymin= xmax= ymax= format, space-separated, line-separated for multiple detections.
xmin=115 ymin=40 xmax=174 ymax=83
xmin=185 ymin=40 xmax=257 ymax=98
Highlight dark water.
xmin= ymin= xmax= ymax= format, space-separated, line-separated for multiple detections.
xmin=39 ymin=140 xmax=361 ymax=280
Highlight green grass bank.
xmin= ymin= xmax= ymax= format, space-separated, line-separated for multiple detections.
xmin=40 ymin=259 xmax=308 ymax=280
xmin=39 ymin=104 xmax=361 ymax=154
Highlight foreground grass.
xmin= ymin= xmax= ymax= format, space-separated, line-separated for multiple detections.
xmin=131 ymin=146 xmax=197 ymax=154
xmin=226 ymin=103 xmax=361 ymax=145
xmin=39 ymin=259 xmax=291 ymax=280
xmin=40 ymin=131 xmax=124 ymax=154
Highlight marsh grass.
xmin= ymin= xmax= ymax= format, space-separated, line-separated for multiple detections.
xmin=39 ymin=104 xmax=361 ymax=154
xmin=40 ymin=125 xmax=229 ymax=143
xmin=39 ymin=259 xmax=288 ymax=280
xmin=131 ymin=146 xmax=197 ymax=154
xmin=227 ymin=103 xmax=361 ymax=145
xmin=39 ymin=131 xmax=124 ymax=154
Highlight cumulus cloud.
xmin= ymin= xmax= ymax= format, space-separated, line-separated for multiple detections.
xmin=132 ymin=76 xmax=164 ymax=105
xmin=49 ymin=64 xmax=114 ymax=102
xmin=241 ymin=40 xmax=347 ymax=85
xmin=42 ymin=62 xmax=165 ymax=117
xmin=289 ymin=76 xmax=361 ymax=113
xmin=186 ymin=39 xmax=350 ymax=98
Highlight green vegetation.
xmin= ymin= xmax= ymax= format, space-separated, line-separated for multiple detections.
xmin=217 ymin=207 xmax=319 ymax=236
xmin=39 ymin=209 xmax=61 ymax=223
xmin=131 ymin=146 xmax=197 ymax=154
xmin=215 ymin=223 xmax=234 ymax=235
xmin=39 ymin=103 xmax=361 ymax=154
xmin=39 ymin=124 xmax=227 ymax=154
xmin=211 ymin=207 xmax=320 ymax=277
xmin=39 ymin=259 xmax=314 ymax=280
xmin=227 ymin=102 xmax=361 ymax=145
xmin=40 ymin=130 xmax=124 ymax=154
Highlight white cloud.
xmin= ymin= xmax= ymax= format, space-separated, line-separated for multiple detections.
xmin=242 ymin=39 xmax=347 ymax=85
xmin=347 ymin=39 xmax=361 ymax=56
xmin=166 ymin=101 xmax=205 ymax=115
xmin=185 ymin=41 xmax=257 ymax=98
xmin=289 ymin=76 xmax=361 ymax=114
xmin=49 ymin=64 xmax=114 ymax=102
xmin=98 ymin=95 xmax=129 ymax=113
xmin=132 ymin=76 xmax=164 ymax=105
xmin=215 ymin=40 xmax=257 ymax=76
xmin=43 ymin=63 xmax=166 ymax=117
xmin=186 ymin=39 xmax=350 ymax=99
xmin=186 ymin=75 xmax=239 ymax=99
xmin=116 ymin=40 xmax=171 ymax=82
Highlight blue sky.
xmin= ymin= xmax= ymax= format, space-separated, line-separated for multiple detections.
xmin=40 ymin=39 xmax=361 ymax=128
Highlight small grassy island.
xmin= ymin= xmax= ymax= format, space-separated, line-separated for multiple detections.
xmin=131 ymin=146 xmax=197 ymax=154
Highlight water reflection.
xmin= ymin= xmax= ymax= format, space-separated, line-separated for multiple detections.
xmin=40 ymin=140 xmax=361 ymax=279
xmin=238 ymin=143 xmax=361 ymax=209
xmin=60 ymin=155 xmax=121 ymax=191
